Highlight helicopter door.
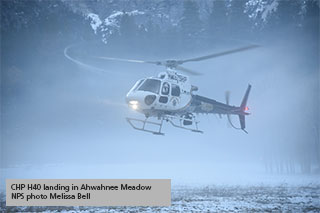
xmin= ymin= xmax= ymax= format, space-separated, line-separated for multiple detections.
xmin=170 ymin=84 xmax=181 ymax=107
xmin=159 ymin=82 xmax=170 ymax=104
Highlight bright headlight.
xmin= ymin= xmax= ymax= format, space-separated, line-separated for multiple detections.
xmin=129 ymin=100 xmax=139 ymax=105
xmin=130 ymin=104 xmax=138 ymax=110
xmin=129 ymin=100 xmax=139 ymax=110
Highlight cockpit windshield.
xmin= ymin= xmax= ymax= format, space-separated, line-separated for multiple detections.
xmin=138 ymin=79 xmax=161 ymax=94
xmin=131 ymin=79 xmax=144 ymax=91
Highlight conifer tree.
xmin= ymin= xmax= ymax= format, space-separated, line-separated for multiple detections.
xmin=206 ymin=0 xmax=228 ymax=39
xmin=180 ymin=0 xmax=202 ymax=38
xmin=303 ymin=0 xmax=319 ymax=37
xmin=228 ymin=0 xmax=250 ymax=36
xmin=119 ymin=12 xmax=137 ymax=39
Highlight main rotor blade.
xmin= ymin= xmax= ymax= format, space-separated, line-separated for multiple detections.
xmin=176 ymin=66 xmax=202 ymax=76
xmin=96 ymin=56 xmax=161 ymax=65
xmin=180 ymin=45 xmax=259 ymax=64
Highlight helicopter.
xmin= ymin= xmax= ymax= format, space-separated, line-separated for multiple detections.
xmin=96 ymin=45 xmax=258 ymax=135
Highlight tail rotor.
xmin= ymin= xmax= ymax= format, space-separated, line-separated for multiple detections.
xmin=225 ymin=84 xmax=252 ymax=133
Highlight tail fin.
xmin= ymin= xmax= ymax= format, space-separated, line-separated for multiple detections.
xmin=240 ymin=84 xmax=251 ymax=110
xmin=239 ymin=84 xmax=251 ymax=133
xmin=226 ymin=84 xmax=252 ymax=133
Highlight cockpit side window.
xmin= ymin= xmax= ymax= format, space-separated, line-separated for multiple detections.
xmin=138 ymin=79 xmax=161 ymax=94
xmin=132 ymin=79 xmax=144 ymax=91
xmin=161 ymin=82 xmax=170 ymax=95
xmin=171 ymin=84 xmax=180 ymax=97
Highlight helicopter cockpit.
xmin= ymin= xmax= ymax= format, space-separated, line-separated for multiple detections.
xmin=137 ymin=79 xmax=161 ymax=94
xmin=126 ymin=76 xmax=185 ymax=112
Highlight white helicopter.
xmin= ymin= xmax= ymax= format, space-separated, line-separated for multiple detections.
xmin=97 ymin=45 xmax=257 ymax=135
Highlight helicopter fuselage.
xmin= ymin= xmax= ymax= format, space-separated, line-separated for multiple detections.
xmin=126 ymin=71 xmax=193 ymax=117
xmin=125 ymin=70 xmax=251 ymax=134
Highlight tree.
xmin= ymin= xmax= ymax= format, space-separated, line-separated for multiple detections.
xmin=180 ymin=0 xmax=202 ymax=38
xmin=278 ymin=0 xmax=301 ymax=28
xmin=265 ymin=0 xmax=301 ymax=33
xmin=304 ymin=2 xmax=319 ymax=171
xmin=206 ymin=0 xmax=228 ymax=39
xmin=303 ymin=0 xmax=320 ymax=38
xmin=119 ymin=12 xmax=138 ymax=39
xmin=228 ymin=0 xmax=251 ymax=36
xmin=118 ymin=12 xmax=138 ymax=48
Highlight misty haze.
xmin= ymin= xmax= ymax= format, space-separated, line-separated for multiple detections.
xmin=1 ymin=0 xmax=319 ymax=211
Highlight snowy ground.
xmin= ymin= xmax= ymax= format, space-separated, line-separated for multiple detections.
xmin=1 ymin=164 xmax=320 ymax=212
xmin=2 ymin=184 xmax=320 ymax=212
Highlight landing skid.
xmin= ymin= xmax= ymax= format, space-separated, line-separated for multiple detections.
xmin=126 ymin=115 xmax=203 ymax=135
xmin=126 ymin=117 xmax=165 ymax=135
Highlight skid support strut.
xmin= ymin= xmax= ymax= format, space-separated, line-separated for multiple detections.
xmin=126 ymin=114 xmax=203 ymax=135
xmin=126 ymin=117 xmax=165 ymax=135
xmin=165 ymin=115 xmax=203 ymax=133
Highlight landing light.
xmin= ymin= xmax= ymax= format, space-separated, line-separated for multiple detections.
xmin=129 ymin=100 xmax=139 ymax=105
xmin=245 ymin=106 xmax=249 ymax=111
xmin=129 ymin=100 xmax=139 ymax=110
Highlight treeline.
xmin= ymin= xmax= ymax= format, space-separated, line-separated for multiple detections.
xmin=104 ymin=0 xmax=319 ymax=52
xmin=1 ymin=0 xmax=319 ymax=48
xmin=0 ymin=0 xmax=319 ymax=60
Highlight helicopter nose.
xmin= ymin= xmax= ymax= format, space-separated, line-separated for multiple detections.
xmin=126 ymin=92 xmax=144 ymax=110
xmin=128 ymin=100 xmax=139 ymax=110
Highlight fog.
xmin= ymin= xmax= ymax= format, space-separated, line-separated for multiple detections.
xmin=1 ymin=0 xmax=319 ymax=190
